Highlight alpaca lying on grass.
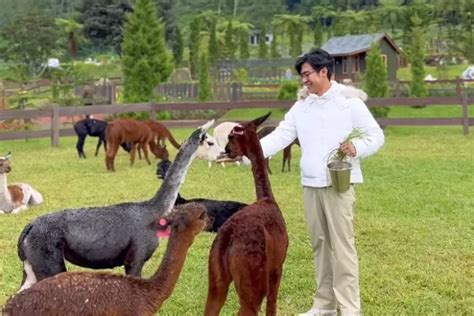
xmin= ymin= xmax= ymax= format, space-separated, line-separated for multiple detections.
xmin=0 ymin=153 xmax=43 ymax=214
xmin=205 ymin=113 xmax=288 ymax=316
xmin=3 ymin=203 xmax=207 ymax=316
xmin=16 ymin=121 xmax=213 ymax=292
xmin=157 ymin=159 xmax=247 ymax=232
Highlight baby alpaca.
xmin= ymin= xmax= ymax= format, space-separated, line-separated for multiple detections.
xmin=0 ymin=153 xmax=43 ymax=214
xmin=157 ymin=159 xmax=247 ymax=232
xmin=3 ymin=204 xmax=207 ymax=316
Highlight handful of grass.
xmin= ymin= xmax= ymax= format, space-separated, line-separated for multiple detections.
xmin=329 ymin=128 xmax=367 ymax=162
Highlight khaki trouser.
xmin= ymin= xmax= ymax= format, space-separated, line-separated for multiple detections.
xmin=303 ymin=186 xmax=360 ymax=316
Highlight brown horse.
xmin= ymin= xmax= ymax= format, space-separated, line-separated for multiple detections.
xmin=105 ymin=119 xmax=168 ymax=171
xmin=144 ymin=120 xmax=181 ymax=150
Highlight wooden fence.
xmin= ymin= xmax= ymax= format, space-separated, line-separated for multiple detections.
xmin=0 ymin=95 xmax=473 ymax=147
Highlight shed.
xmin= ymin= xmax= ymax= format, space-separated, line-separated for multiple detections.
xmin=321 ymin=32 xmax=403 ymax=82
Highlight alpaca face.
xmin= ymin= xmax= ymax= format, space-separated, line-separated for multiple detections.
xmin=0 ymin=157 xmax=11 ymax=174
xmin=225 ymin=125 xmax=246 ymax=159
xmin=151 ymin=144 xmax=169 ymax=161
xmin=158 ymin=203 xmax=208 ymax=238
xmin=156 ymin=159 xmax=172 ymax=180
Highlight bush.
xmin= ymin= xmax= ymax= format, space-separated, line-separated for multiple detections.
xmin=277 ymin=80 xmax=300 ymax=100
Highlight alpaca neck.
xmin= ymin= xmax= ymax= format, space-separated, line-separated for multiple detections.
xmin=144 ymin=233 xmax=194 ymax=311
xmin=246 ymin=133 xmax=275 ymax=202
xmin=0 ymin=173 xmax=13 ymax=211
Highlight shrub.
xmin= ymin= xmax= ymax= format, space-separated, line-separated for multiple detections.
xmin=277 ymin=80 xmax=299 ymax=100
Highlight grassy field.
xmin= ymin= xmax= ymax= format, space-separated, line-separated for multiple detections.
xmin=0 ymin=124 xmax=473 ymax=315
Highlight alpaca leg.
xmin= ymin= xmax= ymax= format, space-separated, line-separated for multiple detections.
xmin=208 ymin=161 xmax=212 ymax=168
xmin=95 ymin=137 xmax=104 ymax=157
xmin=234 ymin=272 xmax=267 ymax=316
xmin=129 ymin=143 xmax=137 ymax=166
xmin=204 ymin=263 xmax=231 ymax=316
xmin=265 ymin=271 xmax=283 ymax=316
xmin=141 ymin=142 xmax=151 ymax=165
xmin=106 ymin=143 xmax=120 ymax=171
xmin=19 ymin=238 xmax=66 ymax=290
xmin=11 ymin=205 xmax=28 ymax=214
xmin=124 ymin=247 xmax=146 ymax=277
xmin=76 ymin=135 xmax=86 ymax=158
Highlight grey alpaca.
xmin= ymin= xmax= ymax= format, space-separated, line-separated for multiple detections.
xmin=16 ymin=120 xmax=214 ymax=292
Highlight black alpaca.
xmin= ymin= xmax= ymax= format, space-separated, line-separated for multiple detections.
xmin=16 ymin=121 xmax=214 ymax=292
xmin=157 ymin=159 xmax=247 ymax=232
xmin=74 ymin=118 xmax=130 ymax=158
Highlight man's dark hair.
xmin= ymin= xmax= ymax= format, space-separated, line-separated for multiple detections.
xmin=295 ymin=48 xmax=334 ymax=80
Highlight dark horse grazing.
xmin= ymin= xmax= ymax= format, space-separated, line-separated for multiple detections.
xmin=74 ymin=118 xmax=130 ymax=159
xmin=205 ymin=113 xmax=288 ymax=316
xmin=105 ymin=119 xmax=169 ymax=171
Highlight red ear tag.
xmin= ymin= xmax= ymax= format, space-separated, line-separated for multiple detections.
xmin=156 ymin=218 xmax=171 ymax=238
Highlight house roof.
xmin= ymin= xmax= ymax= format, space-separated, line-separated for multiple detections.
xmin=321 ymin=32 xmax=401 ymax=57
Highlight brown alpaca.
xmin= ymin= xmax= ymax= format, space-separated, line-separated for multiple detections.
xmin=3 ymin=203 xmax=207 ymax=316
xmin=144 ymin=120 xmax=181 ymax=150
xmin=105 ymin=119 xmax=169 ymax=171
xmin=257 ymin=125 xmax=300 ymax=173
xmin=204 ymin=113 xmax=288 ymax=316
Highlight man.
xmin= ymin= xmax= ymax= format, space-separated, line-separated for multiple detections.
xmin=260 ymin=49 xmax=384 ymax=316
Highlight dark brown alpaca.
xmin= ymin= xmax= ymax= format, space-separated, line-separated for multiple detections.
xmin=3 ymin=203 xmax=207 ymax=316
xmin=105 ymin=119 xmax=169 ymax=171
xmin=257 ymin=125 xmax=300 ymax=173
xmin=204 ymin=113 xmax=289 ymax=316
xmin=144 ymin=120 xmax=181 ymax=150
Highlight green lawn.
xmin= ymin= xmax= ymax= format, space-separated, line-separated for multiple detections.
xmin=0 ymin=124 xmax=473 ymax=315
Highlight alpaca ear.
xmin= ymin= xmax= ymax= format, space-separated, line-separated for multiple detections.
xmin=251 ymin=112 xmax=271 ymax=128
xmin=4 ymin=152 xmax=11 ymax=160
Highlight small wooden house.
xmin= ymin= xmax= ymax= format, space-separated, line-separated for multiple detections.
xmin=321 ymin=32 xmax=403 ymax=82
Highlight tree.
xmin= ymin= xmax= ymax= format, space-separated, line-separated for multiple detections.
xmin=408 ymin=25 xmax=427 ymax=97
xmin=198 ymin=53 xmax=212 ymax=101
xmin=258 ymin=25 xmax=268 ymax=59
xmin=239 ymin=29 xmax=250 ymax=59
xmin=222 ymin=19 xmax=236 ymax=59
xmin=1 ymin=14 xmax=57 ymax=77
xmin=208 ymin=19 xmax=220 ymax=63
xmin=78 ymin=0 xmax=132 ymax=54
xmin=122 ymin=0 xmax=173 ymax=103
xmin=270 ymin=33 xmax=280 ymax=58
xmin=272 ymin=14 xmax=311 ymax=57
xmin=189 ymin=16 xmax=201 ymax=79
xmin=363 ymin=42 xmax=390 ymax=118
xmin=55 ymin=18 xmax=84 ymax=61
xmin=172 ymin=26 xmax=184 ymax=66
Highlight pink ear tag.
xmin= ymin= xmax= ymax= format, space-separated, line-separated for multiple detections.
xmin=156 ymin=218 xmax=171 ymax=238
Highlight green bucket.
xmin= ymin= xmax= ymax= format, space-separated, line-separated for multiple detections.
xmin=327 ymin=161 xmax=352 ymax=193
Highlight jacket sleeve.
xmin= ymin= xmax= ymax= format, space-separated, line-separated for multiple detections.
xmin=260 ymin=106 xmax=298 ymax=158
xmin=350 ymin=98 xmax=385 ymax=159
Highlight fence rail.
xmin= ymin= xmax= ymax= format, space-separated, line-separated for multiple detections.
xmin=1 ymin=95 xmax=472 ymax=146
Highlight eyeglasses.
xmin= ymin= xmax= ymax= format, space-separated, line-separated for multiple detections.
xmin=300 ymin=70 xmax=316 ymax=79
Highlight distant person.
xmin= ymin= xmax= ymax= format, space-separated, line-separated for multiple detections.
xmin=285 ymin=68 xmax=293 ymax=80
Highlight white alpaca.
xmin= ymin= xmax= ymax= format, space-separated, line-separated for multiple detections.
xmin=0 ymin=153 xmax=43 ymax=214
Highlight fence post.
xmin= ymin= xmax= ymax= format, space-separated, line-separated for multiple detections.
xmin=462 ymin=92 xmax=469 ymax=135
xmin=51 ymin=106 xmax=60 ymax=147
xmin=230 ymin=82 xmax=241 ymax=101
xmin=149 ymin=102 xmax=156 ymax=121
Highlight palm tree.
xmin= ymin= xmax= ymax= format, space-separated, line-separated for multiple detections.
xmin=55 ymin=18 xmax=84 ymax=61
xmin=272 ymin=14 xmax=311 ymax=57
xmin=375 ymin=0 xmax=404 ymax=35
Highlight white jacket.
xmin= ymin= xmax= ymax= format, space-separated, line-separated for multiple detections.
xmin=261 ymin=81 xmax=384 ymax=188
